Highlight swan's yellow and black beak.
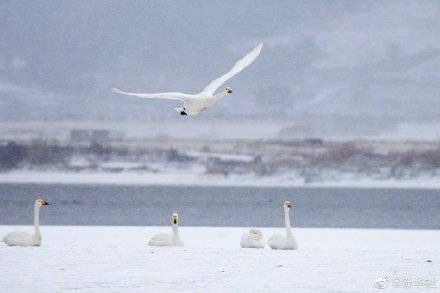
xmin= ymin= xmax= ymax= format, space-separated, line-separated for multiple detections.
xmin=39 ymin=199 xmax=50 ymax=206
xmin=225 ymin=87 xmax=232 ymax=94
xmin=284 ymin=201 xmax=292 ymax=208
xmin=172 ymin=213 xmax=179 ymax=224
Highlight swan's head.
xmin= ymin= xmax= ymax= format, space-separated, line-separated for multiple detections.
xmin=284 ymin=201 xmax=292 ymax=209
xmin=35 ymin=199 xmax=50 ymax=206
xmin=172 ymin=213 xmax=179 ymax=224
xmin=249 ymin=228 xmax=263 ymax=236
xmin=224 ymin=87 xmax=232 ymax=94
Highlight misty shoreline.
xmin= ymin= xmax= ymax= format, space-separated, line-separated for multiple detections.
xmin=1 ymin=170 xmax=439 ymax=189
xmin=1 ymin=138 xmax=440 ymax=189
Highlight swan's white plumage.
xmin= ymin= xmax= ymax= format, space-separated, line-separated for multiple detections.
xmin=3 ymin=231 xmax=40 ymax=247
xmin=240 ymin=228 xmax=265 ymax=249
xmin=203 ymin=43 xmax=263 ymax=94
xmin=148 ymin=213 xmax=184 ymax=247
xmin=148 ymin=233 xmax=173 ymax=246
xmin=2 ymin=199 xmax=49 ymax=247
xmin=267 ymin=233 xmax=298 ymax=250
xmin=112 ymin=43 xmax=263 ymax=116
xmin=111 ymin=88 xmax=195 ymax=101
xmin=268 ymin=201 xmax=298 ymax=250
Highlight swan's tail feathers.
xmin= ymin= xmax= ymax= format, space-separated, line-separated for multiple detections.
xmin=112 ymin=88 xmax=123 ymax=94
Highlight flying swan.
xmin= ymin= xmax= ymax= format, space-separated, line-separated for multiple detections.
xmin=112 ymin=43 xmax=263 ymax=116
xmin=267 ymin=201 xmax=298 ymax=250
xmin=240 ymin=228 xmax=265 ymax=249
xmin=2 ymin=199 xmax=50 ymax=247
xmin=148 ymin=212 xmax=184 ymax=247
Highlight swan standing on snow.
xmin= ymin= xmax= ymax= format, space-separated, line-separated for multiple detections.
xmin=267 ymin=201 xmax=298 ymax=250
xmin=112 ymin=43 xmax=263 ymax=116
xmin=240 ymin=228 xmax=265 ymax=249
xmin=2 ymin=199 xmax=50 ymax=247
xmin=148 ymin=213 xmax=184 ymax=247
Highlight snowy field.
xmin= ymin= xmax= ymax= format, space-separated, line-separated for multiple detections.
xmin=1 ymin=226 xmax=439 ymax=292
xmin=1 ymin=170 xmax=440 ymax=189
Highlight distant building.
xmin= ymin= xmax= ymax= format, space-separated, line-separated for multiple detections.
xmin=278 ymin=125 xmax=315 ymax=139
xmin=206 ymin=153 xmax=263 ymax=176
xmin=303 ymin=138 xmax=324 ymax=146
xmin=91 ymin=130 xmax=110 ymax=141
xmin=70 ymin=129 xmax=114 ymax=142
xmin=70 ymin=130 xmax=91 ymax=142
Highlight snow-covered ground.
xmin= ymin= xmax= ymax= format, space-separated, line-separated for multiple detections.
xmin=0 ymin=226 xmax=438 ymax=292
xmin=1 ymin=170 xmax=440 ymax=189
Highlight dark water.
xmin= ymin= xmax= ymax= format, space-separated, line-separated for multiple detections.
xmin=0 ymin=183 xmax=439 ymax=229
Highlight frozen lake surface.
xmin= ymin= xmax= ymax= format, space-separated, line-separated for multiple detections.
xmin=0 ymin=226 xmax=438 ymax=292
xmin=0 ymin=183 xmax=439 ymax=229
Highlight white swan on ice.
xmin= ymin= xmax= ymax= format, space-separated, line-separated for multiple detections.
xmin=267 ymin=201 xmax=298 ymax=250
xmin=148 ymin=213 xmax=184 ymax=247
xmin=112 ymin=43 xmax=263 ymax=116
xmin=240 ymin=228 xmax=265 ymax=249
xmin=2 ymin=199 xmax=50 ymax=247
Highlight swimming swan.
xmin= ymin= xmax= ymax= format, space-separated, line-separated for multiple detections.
xmin=268 ymin=201 xmax=298 ymax=250
xmin=112 ymin=43 xmax=263 ymax=116
xmin=148 ymin=213 xmax=184 ymax=247
xmin=2 ymin=199 xmax=49 ymax=247
xmin=240 ymin=228 xmax=265 ymax=249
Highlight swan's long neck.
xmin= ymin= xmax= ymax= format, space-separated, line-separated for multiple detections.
xmin=214 ymin=91 xmax=227 ymax=99
xmin=172 ymin=223 xmax=180 ymax=243
xmin=284 ymin=208 xmax=293 ymax=238
xmin=33 ymin=205 xmax=41 ymax=241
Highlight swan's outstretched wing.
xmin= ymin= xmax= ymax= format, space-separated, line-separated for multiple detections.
xmin=202 ymin=43 xmax=263 ymax=94
xmin=112 ymin=88 xmax=196 ymax=101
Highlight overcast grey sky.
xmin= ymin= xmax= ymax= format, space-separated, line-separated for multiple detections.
xmin=1 ymin=1 xmax=439 ymax=123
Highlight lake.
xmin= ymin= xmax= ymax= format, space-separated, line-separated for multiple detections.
xmin=0 ymin=183 xmax=439 ymax=229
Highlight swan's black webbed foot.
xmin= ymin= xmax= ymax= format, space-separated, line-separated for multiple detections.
xmin=180 ymin=111 xmax=187 ymax=115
